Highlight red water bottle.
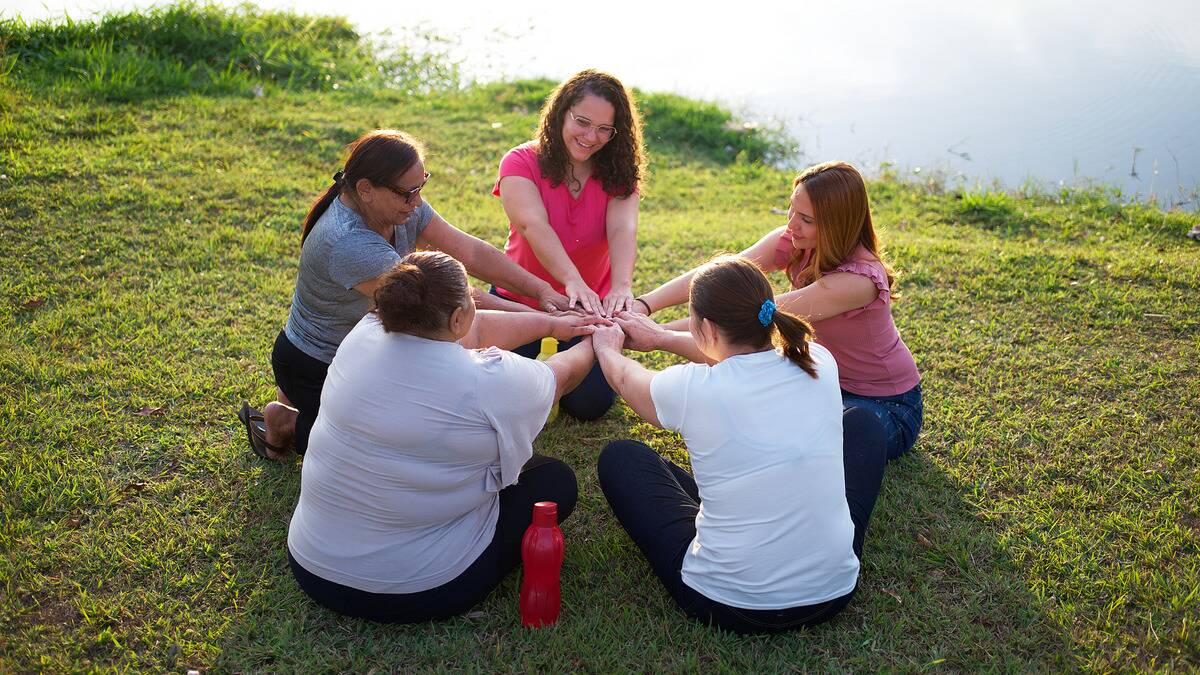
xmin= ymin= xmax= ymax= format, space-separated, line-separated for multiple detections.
xmin=519 ymin=501 xmax=564 ymax=627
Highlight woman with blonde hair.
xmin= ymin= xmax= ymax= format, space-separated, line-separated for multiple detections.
xmin=621 ymin=162 xmax=921 ymax=459
xmin=491 ymin=69 xmax=646 ymax=421
xmin=592 ymin=256 xmax=886 ymax=633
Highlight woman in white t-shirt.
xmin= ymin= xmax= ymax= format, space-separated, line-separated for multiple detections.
xmin=591 ymin=256 xmax=887 ymax=633
xmin=287 ymin=251 xmax=597 ymax=623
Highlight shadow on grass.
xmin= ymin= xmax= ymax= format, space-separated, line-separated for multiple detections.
xmin=211 ymin=400 xmax=1074 ymax=671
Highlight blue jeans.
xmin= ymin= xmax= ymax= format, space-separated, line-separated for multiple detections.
xmin=841 ymin=382 xmax=923 ymax=460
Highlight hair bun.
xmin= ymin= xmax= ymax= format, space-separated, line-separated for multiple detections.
xmin=373 ymin=251 xmax=469 ymax=336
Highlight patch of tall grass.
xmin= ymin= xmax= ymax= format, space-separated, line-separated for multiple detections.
xmin=2 ymin=4 xmax=796 ymax=164
xmin=467 ymin=79 xmax=796 ymax=166
xmin=0 ymin=1 xmax=459 ymax=100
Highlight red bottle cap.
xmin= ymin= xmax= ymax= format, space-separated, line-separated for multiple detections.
xmin=532 ymin=501 xmax=558 ymax=527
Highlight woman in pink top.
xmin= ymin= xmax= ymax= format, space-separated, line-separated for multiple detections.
xmin=491 ymin=70 xmax=646 ymax=420
xmin=619 ymin=162 xmax=922 ymax=459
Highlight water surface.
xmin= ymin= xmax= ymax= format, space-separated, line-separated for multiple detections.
xmin=9 ymin=0 xmax=1200 ymax=206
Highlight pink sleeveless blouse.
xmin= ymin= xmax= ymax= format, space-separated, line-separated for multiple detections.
xmin=775 ymin=235 xmax=920 ymax=397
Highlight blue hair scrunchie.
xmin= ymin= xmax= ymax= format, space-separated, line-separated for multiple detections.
xmin=758 ymin=299 xmax=777 ymax=327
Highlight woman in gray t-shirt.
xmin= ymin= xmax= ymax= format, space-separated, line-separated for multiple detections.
xmin=237 ymin=129 xmax=571 ymax=460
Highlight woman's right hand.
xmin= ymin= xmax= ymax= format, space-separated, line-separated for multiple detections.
xmin=549 ymin=313 xmax=612 ymax=341
xmin=614 ymin=311 xmax=667 ymax=352
xmin=563 ymin=278 xmax=603 ymax=316
xmin=590 ymin=323 xmax=626 ymax=355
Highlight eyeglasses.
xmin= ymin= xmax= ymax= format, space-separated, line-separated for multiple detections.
xmin=384 ymin=172 xmax=431 ymax=204
xmin=566 ymin=111 xmax=617 ymax=141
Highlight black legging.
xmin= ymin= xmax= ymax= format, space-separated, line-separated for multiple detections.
xmin=269 ymin=330 xmax=328 ymax=455
xmin=289 ymin=454 xmax=578 ymax=623
xmin=596 ymin=407 xmax=887 ymax=634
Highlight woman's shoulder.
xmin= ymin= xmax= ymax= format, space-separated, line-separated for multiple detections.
xmin=806 ymin=342 xmax=838 ymax=372
xmin=832 ymin=246 xmax=886 ymax=278
xmin=472 ymin=346 xmax=550 ymax=377
xmin=311 ymin=196 xmax=363 ymax=234
xmin=827 ymin=246 xmax=892 ymax=316
xmin=838 ymin=244 xmax=877 ymax=264
xmin=502 ymin=142 xmax=540 ymax=163
xmin=496 ymin=142 xmax=543 ymax=186
xmin=301 ymin=199 xmax=356 ymax=254
xmin=470 ymin=347 xmax=555 ymax=401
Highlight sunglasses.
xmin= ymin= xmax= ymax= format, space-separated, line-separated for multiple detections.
xmin=384 ymin=171 xmax=431 ymax=204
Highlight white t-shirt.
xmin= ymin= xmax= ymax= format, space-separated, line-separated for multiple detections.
xmin=650 ymin=344 xmax=859 ymax=609
xmin=287 ymin=315 xmax=555 ymax=594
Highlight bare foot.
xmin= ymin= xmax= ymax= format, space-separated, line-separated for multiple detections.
xmin=263 ymin=401 xmax=298 ymax=460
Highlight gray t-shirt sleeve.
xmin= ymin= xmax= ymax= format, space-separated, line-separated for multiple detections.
xmin=328 ymin=230 xmax=401 ymax=290
xmin=324 ymin=201 xmax=438 ymax=291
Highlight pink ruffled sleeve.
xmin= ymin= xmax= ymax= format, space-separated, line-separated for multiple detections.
xmin=833 ymin=258 xmax=891 ymax=318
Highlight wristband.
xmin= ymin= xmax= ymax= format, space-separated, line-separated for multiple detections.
xmin=633 ymin=297 xmax=653 ymax=314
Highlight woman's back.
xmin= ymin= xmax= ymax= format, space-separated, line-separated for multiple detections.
xmin=287 ymin=314 xmax=555 ymax=594
xmin=650 ymin=343 xmax=859 ymax=609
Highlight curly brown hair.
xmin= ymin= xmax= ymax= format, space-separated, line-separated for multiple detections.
xmin=535 ymin=69 xmax=645 ymax=198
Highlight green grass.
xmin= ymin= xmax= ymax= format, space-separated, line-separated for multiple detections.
xmin=0 ymin=1 xmax=459 ymax=100
xmin=2 ymin=5 xmax=1199 ymax=672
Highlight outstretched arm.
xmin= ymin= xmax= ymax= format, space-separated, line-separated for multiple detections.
xmin=471 ymin=287 xmax=540 ymax=313
xmin=545 ymin=337 xmax=596 ymax=401
xmin=602 ymin=194 xmax=638 ymax=316
xmin=634 ymin=225 xmax=786 ymax=315
xmin=614 ymin=312 xmax=714 ymax=365
xmin=418 ymin=213 xmax=570 ymax=312
xmin=774 ymin=272 xmax=878 ymax=322
xmin=591 ymin=324 xmax=662 ymax=427
xmin=498 ymin=175 xmax=602 ymax=314
xmin=461 ymin=311 xmax=609 ymax=351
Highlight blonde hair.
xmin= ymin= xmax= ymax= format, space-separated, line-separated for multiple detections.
xmin=786 ymin=161 xmax=896 ymax=293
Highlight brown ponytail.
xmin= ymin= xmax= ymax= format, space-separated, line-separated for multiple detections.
xmin=301 ymin=129 xmax=425 ymax=245
xmin=373 ymin=251 xmax=468 ymax=336
xmin=770 ymin=311 xmax=818 ymax=377
xmin=689 ymin=255 xmax=818 ymax=378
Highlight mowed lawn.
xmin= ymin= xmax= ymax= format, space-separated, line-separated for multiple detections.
xmin=1 ymin=79 xmax=1198 ymax=672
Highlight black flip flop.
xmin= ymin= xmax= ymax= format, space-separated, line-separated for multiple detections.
xmin=237 ymin=401 xmax=288 ymax=460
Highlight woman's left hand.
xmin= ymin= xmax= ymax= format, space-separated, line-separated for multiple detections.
xmin=590 ymin=323 xmax=626 ymax=354
xmin=614 ymin=311 xmax=667 ymax=352
xmin=550 ymin=313 xmax=613 ymax=341
xmin=602 ymin=285 xmax=635 ymax=318
xmin=535 ymin=286 xmax=572 ymax=313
